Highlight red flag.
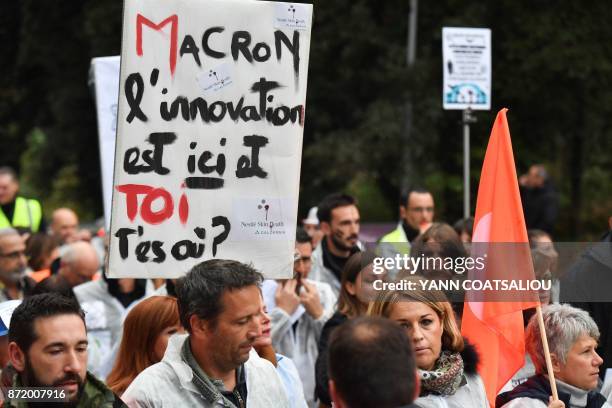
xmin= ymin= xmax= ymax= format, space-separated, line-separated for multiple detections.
xmin=461 ymin=108 xmax=538 ymax=405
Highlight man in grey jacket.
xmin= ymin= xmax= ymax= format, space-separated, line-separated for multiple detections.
xmin=123 ymin=259 xmax=289 ymax=407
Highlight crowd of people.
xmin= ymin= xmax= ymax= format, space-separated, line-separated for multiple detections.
xmin=0 ymin=164 xmax=611 ymax=407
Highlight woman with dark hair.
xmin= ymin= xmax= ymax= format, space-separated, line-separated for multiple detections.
xmin=25 ymin=233 xmax=61 ymax=282
xmin=314 ymin=250 xmax=382 ymax=407
xmin=407 ymin=223 xmax=468 ymax=321
xmin=369 ymin=276 xmax=488 ymax=407
xmin=528 ymin=229 xmax=559 ymax=304
xmin=453 ymin=217 xmax=474 ymax=244
xmin=409 ymin=222 xmax=468 ymax=273
xmin=106 ymin=296 xmax=183 ymax=396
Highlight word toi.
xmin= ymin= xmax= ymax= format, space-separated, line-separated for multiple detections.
xmin=116 ymin=184 xmax=189 ymax=225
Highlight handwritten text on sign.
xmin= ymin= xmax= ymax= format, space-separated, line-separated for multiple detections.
xmin=108 ymin=0 xmax=312 ymax=278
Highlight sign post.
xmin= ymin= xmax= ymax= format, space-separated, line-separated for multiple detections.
xmin=442 ymin=27 xmax=491 ymax=218
xmin=108 ymin=0 xmax=313 ymax=279
xmin=90 ymin=56 xmax=121 ymax=231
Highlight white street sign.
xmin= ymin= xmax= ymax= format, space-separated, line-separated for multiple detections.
xmin=442 ymin=27 xmax=491 ymax=110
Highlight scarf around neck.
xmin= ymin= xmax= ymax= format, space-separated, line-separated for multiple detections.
xmin=419 ymin=350 xmax=465 ymax=396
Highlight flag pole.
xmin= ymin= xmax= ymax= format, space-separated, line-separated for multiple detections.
xmin=535 ymin=304 xmax=559 ymax=401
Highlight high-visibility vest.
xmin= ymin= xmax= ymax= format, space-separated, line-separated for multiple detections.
xmin=379 ymin=224 xmax=411 ymax=255
xmin=0 ymin=196 xmax=43 ymax=232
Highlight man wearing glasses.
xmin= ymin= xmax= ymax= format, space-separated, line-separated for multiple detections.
xmin=265 ymin=227 xmax=336 ymax=407
xmin=0 ymin=228 xmax=36 ymax=301
xmin=378 ymin=187 xmax=435 ymax=277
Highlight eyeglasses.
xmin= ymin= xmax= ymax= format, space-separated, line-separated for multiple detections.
xmin=0 ymin=250 xmax=26 ymax=260
xmin=408 ymin=206 xmax=434 ymax=213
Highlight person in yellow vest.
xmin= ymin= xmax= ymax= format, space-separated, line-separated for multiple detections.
xmin=378 ymin=187 xmax=435 ymax=278
xmin=0 ymin=167 xmax=45 ymax=234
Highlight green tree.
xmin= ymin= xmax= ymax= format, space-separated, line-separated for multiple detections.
xmin=1 ymin=0 xmax=610 ymax=238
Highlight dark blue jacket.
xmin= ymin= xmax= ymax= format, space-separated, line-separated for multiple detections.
xmin=496 ymin=374 xmax=606 ymax=408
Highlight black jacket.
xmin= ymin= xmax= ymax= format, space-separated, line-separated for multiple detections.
xmin=520 ymin=181 xmax=558 ymax=235
xmin=496 ymin=374 xmax=606 ymax=408
xmin=560 ymin=230 xmax=612 ymax=375
xmin=314 ymin=311 xmax=348 ymax=405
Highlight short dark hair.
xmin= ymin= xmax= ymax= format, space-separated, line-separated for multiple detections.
xmin=9 ymin=293 xmax=85 ymax=353
xmin=295 ymin=227 xmax=311 ymax=245
xmin=527 ymin=229 xmax=551 ymax=247
xmin=317 ymin=193 xmax=357 ymax=224
xmin=531 ymin=164 xmax=549 ymax=180
xmin=176 ymin=259 xmax=263 ymax=332
xmin=31 ymin=275 xmax=76 ymax=300
xmin=0 ymin=167 xmax=18 ymax=181
xmin=328 ymin=317 xmax=417 ymax=408
xmin=453 ymin=217 xmax=474 ymax=237
xmin=399 ymin=186 xmax=431 ymax=207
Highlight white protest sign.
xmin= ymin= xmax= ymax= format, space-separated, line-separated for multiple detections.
xmin=442 ymin=27 xmax=491 ymax=110
xmin=108 ymin=0 xmax=312 ymax=279
xmin=90 ymin=56 xmax=120 ymax=230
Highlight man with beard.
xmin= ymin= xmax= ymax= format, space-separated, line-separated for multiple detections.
xmin=0 ymin=228 xmax=35 ymax=302
xmin=5 ymin=293 xmax=125 ymax=407
xmin=309 ymin=193 xmax=362 ymax=296
xmin=122 ymin=259 xmax=289 ymax=407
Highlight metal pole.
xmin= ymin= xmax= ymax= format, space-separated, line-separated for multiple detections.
xmin=462 ymin=109 xmax=475 ymax=219
xmin=402 ymin=0 xmax=418 ymax=185
xmin=407 ymin=0 xmax=418 ymax=66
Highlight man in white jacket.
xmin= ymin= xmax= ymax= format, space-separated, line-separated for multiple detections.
xmin=123 ymin=259 xmax=289 ymax=407
xmin=265 ymin=228 xmax=336 ymax=407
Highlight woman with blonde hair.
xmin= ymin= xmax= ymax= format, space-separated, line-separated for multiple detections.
xmin=106 ymin=296 xmax=183 ymax=395
xmin=369 ymin=276 xmax=488 ymax=407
